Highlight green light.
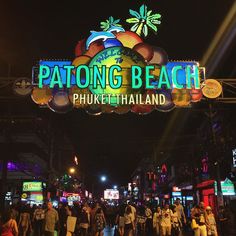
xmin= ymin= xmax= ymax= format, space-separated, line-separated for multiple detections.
xmin=126 ymin=4 xmax=161 ymax=37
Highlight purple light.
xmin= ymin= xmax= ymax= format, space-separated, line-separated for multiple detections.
xmin=7 ymin=162 xmax=17 ymax=171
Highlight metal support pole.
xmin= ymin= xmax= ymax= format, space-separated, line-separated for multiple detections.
xmin=208 ymin=102 xmax=223 ymax=208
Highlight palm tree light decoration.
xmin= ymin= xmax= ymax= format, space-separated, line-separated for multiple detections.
xmin=100 ymin=16 xmax=122 ymax=31
xmin=126 ymin=4 xmax=161 ymax=37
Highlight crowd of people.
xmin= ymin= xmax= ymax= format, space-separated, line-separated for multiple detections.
xmin=0 ymin=198 xmax=231 ymax=236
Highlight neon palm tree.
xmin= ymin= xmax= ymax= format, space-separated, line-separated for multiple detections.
xmin=126 ymin=4 xmax=161 ymax=37
xmin=100 ymin=16 xmax=122 ymax=31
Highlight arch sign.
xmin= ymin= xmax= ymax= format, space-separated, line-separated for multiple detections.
xmin=31 ymin=4 xmax=222 ymax=114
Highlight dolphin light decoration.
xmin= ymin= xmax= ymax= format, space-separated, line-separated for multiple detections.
xmin=107 ymin=25 xmax=125 ymax=33
xmin=86 ymin=31 xmax=116 ymax=49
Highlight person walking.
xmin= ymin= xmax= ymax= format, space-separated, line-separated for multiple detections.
xmin=94 ymin=207 xmax=106 ymax=236
xmin=218 ymin=206 xmax=229 ymax=236
xmin=57 ymin=203 xmax=67 ymax=236
xmin=205 ymin=206 xmax=218 ymax=236
xmin=171 ymin=205 xmax=181 ymax=236
xmin=160 ymin=204 xmax=173 ymax=236
xmin=44 ymin=202 xmax=59 ymax=236
xmin=18 ymin=206 xmax=31 ymax=236
xmin=78 ymin=206 xmax=90 ymax=236
xmin=145 ymin=204 xmax=153 ymax=235
xmin=191 ymin=202 xmax=207 ymax=236
xmin=33 ymin=205 xmax=45 ymax=236
xmin=115 ymin=205 xmax=125 ymax=236
xmin=0 ymin=210 xmax=19 ymax=236
xmin=126 ymin=202 xmax=136 ymax=223
xmin=136 ymin=206 xmax=147 ymax=236
xmin=124 ymin=206 xmax=134 ymax=236
xmin=174 ymin=198 xmax=186 ymax=236
xmin=153 ymin=206 xmax=161 ymax=236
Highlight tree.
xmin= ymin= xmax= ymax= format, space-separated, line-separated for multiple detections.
xmin=100 ymin=16 xmax=122 ymax=31
xmin=126 ymin=4 xmax=161 ymax=37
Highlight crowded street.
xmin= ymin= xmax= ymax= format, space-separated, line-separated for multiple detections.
xmin=1 ymin=0 xmax=236 ymax=235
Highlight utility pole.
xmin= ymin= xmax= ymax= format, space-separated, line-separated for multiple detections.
xmin=0 ymin=123 xmax=12 ymax=212
xmin=208 ymin=102 xmax=223 ymax=208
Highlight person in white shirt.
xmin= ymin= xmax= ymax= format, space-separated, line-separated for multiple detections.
xmin=172 ymin=205 xmax=181 ymax=236
xmin=153 ymin=206 xmax=162 ymax=235
xmin=174 ymin=198 xmax=186 ymax=236
xmin=126 ymin=202 xmax=136 ymax=222
xmin=174 ymin=198 xmax=186 ymax=222
xmin=161 ymin=204 xmax=173 ymax=236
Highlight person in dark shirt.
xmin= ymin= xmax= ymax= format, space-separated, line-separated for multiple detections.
xmin=218 ymin=206 xmax=229 ymax=236
xmin=57 ymin=203 xmax=67 ymax=236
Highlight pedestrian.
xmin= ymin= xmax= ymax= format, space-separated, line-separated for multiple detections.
xmin=218 ymin=206 xmax=229 ymax=236
xmin=153 ymin=206 xmax=161 ymax=236
xmin=91 ymin=202 xmax=105 ymax=235
xmin=0 ymin=209 xmax=19 ymax=236
xmin=205 ymin=206 xmax=218 ymax=236
xmin=191 ymin=203 xmax=207 ymax=236
xmin=57 ymin=203 xmax=67 ymax=236
xmin=44 ymin=202 xmax=59 ymax=236
xmin=10 ymin=205 xmax=19 ymax=221
xmin=160 ymin=203 xmax=172 ymax=236
xmin=145 ymin=204 xmax=153 ymax=235
xmin=78 ymin=206 xmax=90 ymax=236
xmin=174 ymin=198 xmax=186 ymax=236
xmin=126 ymin=202 xmax=136 ymax=223
xmin=33 ymin=205 xmax=45 ymax=236
xmin=94 ymin=207 xmax=106 ymax=236
xmin=124 ymin=206 xmax=134 ymax=236
xmin=171 ymin=205 xmax=181 ymax=236
xmin=115 ymin=205 xmax=125 ymax=236
xmin=105 ymin=205 xmax=113 ymax=228
xmin=136 ymin=206 xmax=147 ymax=236
xmin=18 ymin=206 xmax=31 ymax=236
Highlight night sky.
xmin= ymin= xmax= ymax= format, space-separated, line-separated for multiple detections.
xmin=0 ymin=0 xmax=235 ymax=186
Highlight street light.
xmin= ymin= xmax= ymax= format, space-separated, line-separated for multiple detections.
xmin=100 ymin=175 xmax=107 ymax=182
xmin=113 ymin=185 xmax=118 ymax=189
xmin=69 ymin=167 xmax=76 ymax=174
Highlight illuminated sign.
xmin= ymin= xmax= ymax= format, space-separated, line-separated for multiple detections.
xmin=104 ymin=189 xmax=119 ymax=200
xmin=233 ymin=148 xmax=236 ymax=168
xmin=5 ymin=192 xmax=12 ymax=201
xmin=22 ymin=182 xmax=42 ymax=192
xmin=31 ymin=4 xmax=222 ymax=114
xmin=215 ymin=179 xmax=236 ymax=196
xmin=30 ymin=193 xmax=43 ymax=202
xmin=172 ymin=186 xmax=181 ymax=192
xmin=172 ymin=192 xmax=181 ymax=197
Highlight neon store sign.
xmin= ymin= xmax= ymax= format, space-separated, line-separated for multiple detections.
xmin=31 ymin=4 xmax=221 ymax=114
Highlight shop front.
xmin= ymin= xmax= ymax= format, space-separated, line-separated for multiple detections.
xmin=196 ymin=178 xmax=236 ymax=212
xmin=21 ymin=181 xmax=46 ymax=205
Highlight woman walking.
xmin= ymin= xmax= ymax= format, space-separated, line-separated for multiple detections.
xmin=94 ymin=208 xmax=106 ymax=236
xmin=0 ymin=210 xmax=19 ymax=236
xmin=124 ymin=206 xmax=134 ymax=236
xmin=153 ymin=206 xmax=161 ymax=236
xmin=18 ymin=206 xmax=31 ymax=236
xmin=206 ymin=206 xmax=218 ymax=236
xmin=115 ymin=205 xmax=125 ymax=236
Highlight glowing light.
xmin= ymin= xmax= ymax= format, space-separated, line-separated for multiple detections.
xmin=126 ymin=4 xmax=161 ymax=37
xmin=101 ymin=176 xmax=107 ymax=182
xmin=69 ymin=167 xmax=76 ymax=174
xmin=74 ymin=156 xmax=78 ymax=165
